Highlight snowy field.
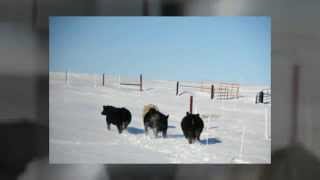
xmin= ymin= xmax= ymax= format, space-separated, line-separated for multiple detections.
xmin=49 ymin=72 xmax=271 ymax=164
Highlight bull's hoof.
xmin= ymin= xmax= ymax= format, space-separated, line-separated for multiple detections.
xmin=162 ymin=135 xmax=167 ymax=138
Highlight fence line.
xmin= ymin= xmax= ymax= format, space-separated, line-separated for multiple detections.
xmin=119 ymin=74 xmax=143 ymax=91
xmin=176 ymin=81 xmax=240 ymax=100
xmin=51 ymin=72 xmax=121 ymax=87
xmin=53 ymin=72 xmax=242 ymax=98
xmin=255 ymin=89 xmax=271 ymax=104
xmin=51 ymin=72 xmax=143 ymax=91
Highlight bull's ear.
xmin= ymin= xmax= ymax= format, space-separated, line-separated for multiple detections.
xmin=166 ymin=115 xmax=169 ymax=119
xmin=196 ymin=114 xmax=200 ymax=117
xmin=186 ymin=112 xmax=190 ymax=115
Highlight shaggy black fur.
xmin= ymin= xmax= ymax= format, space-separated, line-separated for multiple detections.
xmin=143 ymin=108 xmax=169 ymax=138
xmin=101 ymin=105 xmax=131 ymax=134
xmin=181 ymin=112 xmax=204 ymax=144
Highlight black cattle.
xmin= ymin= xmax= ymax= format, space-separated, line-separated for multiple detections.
xmin=144 ymin=108 xmax=169 ymax=138
xmin=181 ymin=112 xmax=204 ymax=144
xmin=101 ymin=105 xmax=131 ymax=134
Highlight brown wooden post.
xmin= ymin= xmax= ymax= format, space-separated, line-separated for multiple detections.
xmin=222 ymin=86 xmax=224 ymax=99
xmin=65 ymin=70 xmax=68 ymax=84
xmin=102 ymin=73 xmax=105 ymax=86
xmin=190 ymin=96 xmax=193 ymax=113
xmin=225 ymin=87 xmax=228 ymax=99
xmin=176 ymin=81 xmax=179 ymax=96
xmin=226 ymin=88 xmax=229 ymax=99
xmin=211 ymin=84 xmax=214 ymax=99
xmin=237 ymin=87 xmax=239 ymax=99
xmin=140 ymin=74 xmax=143 ymax=91
xmin=232 ymin=87 xmax=235 ymax=99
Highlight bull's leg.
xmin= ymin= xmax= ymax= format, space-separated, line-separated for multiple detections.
xmin=144 ymin=124 xmax=149 ymax=135
xmin=117 ymin=125 xmax=123 ymax=134
xmin=124 ymin=122 xmax=129 ymax=129
xmin=182 ymin=131 xmax=187 ymax=138
xmin=195 ymin=130 xmax=201 ymax=141
xmin=187 ymin=131 xmax=195 ymax=144
xmin=162 ymin=130 xmax=167 ymax=138
xmin=153 ymin=129 xmax=158 ymax=138
xmin=106 ymin=119 xmax=111 ymax=130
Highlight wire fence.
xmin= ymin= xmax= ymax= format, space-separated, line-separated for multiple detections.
xmin=177 ymin=81 xmax=240 ymax=100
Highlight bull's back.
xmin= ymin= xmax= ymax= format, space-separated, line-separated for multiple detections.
xmin=105 ymin=108 xmax=121 ymax=123
xmin=121 ymin=108 xmax=132 ymax=122
xmin=143 ymin=104 xmax=159 ymax=118
xmin=181 ymin=117 xmax=203 ymax=131
xmin=196 ymin=118 xmax=204 ymax=131
xmin=181 ymin=117 xmax=192 ymax=131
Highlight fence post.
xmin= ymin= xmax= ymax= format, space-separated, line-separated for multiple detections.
xmin=226 ymin=88 xmax=229 ymax=100
xmin=93 ymin=74 xmax=96 ymax=88
xmin=190 ymin=96 xmax=193 ymax=113
xmin=259 ymin=91 xmax=264 ymax=103
xmin=236 ymin=87 xmax=239 ymax=99
xmin=65 ymin=70 xmax=68 ymax=84
xmin=102 ymin=73 xmax=105 ymax=86
xmin=140 ymin=74 xmax=143 ymax=91
xmin=211 ymin=84 xmax=214 ymax=99
xmin=176 ymin=81 xmax=179 ymax=96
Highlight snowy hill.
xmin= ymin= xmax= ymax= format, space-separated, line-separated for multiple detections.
xmin=49 ymin=72 xmax=271 ymax=163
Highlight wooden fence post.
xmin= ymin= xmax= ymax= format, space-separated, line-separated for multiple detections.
xmin=211 ymin=84 xmax=214 ymax=99
xmin=176 ymin=81 xmax=179 ymax=96
xmin=190 ymin=96 xmax=193 ymax=113
xmin=102 ymin=73 xmax=105 ymax=86
xmin=226 ymin=88 xmax=229 ymax=100
xmin=237 ymin=87 xmax=239 ymax=99
xmin=65 ymin=70 xmax=68 ymax=84
xmin=140 ymin=74 xmax=143 ymax=91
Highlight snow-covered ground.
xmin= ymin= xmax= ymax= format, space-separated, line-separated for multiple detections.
xmin=49 ymin=72 xmax=271 ymax=164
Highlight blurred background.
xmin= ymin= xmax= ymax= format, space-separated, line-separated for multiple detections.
xmin=0 ymin=0 xmax=320 ymax=179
